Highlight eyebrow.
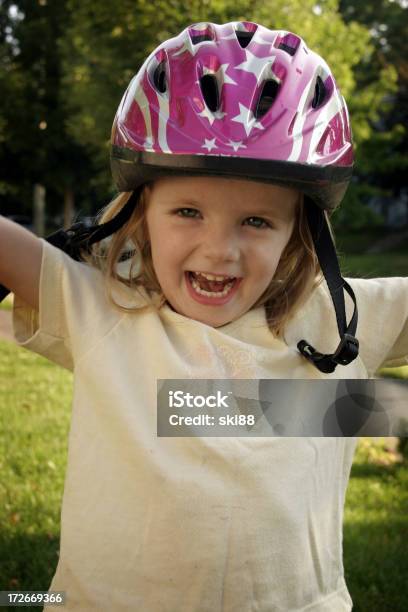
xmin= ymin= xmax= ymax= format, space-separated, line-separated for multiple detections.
xmin=172 ymin=198 xmax=284 ymax=218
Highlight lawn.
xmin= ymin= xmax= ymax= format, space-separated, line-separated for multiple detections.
xmin=0 ymin=294 xmax=13 ymax=311
xmin=0 ymin=340 xmax=72 ymax=608
xmin=0 ymin=338 xmax=407 ymax=611
xmin=335 ymin=230 xmax=408 ymax=277
xmin=339 ymin=253 xmax=408 ymax=278
xmin=344 ymin=439 xmax=408 ymax=611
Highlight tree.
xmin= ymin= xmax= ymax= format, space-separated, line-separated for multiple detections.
xmin=0 ymin=0 xmax=97 ymax=225
xmin=337 ymin=0 xmax=408 ymax=227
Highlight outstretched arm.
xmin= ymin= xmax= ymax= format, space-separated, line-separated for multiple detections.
xmin=345 ymin=277 xmax=408 ymax=374
xmin=0 ymin=216 xmax=42 ymax=311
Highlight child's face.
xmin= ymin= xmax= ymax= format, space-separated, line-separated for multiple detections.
xmin=145 ymin=176 xmax=298 ymax=327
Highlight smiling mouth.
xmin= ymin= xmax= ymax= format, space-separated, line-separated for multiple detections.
xmin=187 ymin=271 xmax=238 ymax=297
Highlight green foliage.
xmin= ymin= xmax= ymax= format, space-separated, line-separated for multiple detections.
xmin=356 ymin=120 xmax=407 ymax=178
xmin=339 ymin=0 xmax=408 ymax=196
xmin=0 ymin=0 xmax=406 ymax=226
xmin=332 ymin=183 xmax=386 ymax=230
xmin=349 ymin=64 xmax=398 ymax=148
xmin=0 ymin=0 xmax=101 ymax=214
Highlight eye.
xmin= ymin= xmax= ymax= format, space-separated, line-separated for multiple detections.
xmin=244 ymin=216 xmax=272 ymax=229
xmin=175 ymin=207 xmax=201 ymax=218
xmin=172 ymin=209 xmax=272 ymax=228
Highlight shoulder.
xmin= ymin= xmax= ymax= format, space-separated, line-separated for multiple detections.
xmin=294 ymin=276 xmax=408 ymax=320
xmin=283 ymin=276 xmax=408 ymax=376
xmin=344 ymin=277 xmax=408 ymax=338
xmin=345 ymin=276 xmax=408 ymax=301
xmin=42 ymin=238 xmax=150 ymax=309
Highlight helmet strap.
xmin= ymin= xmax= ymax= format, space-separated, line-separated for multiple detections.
xmin=43 ymin=188 xmax=142 ymax=260
xmin=297 ymin=198 xmax=359 ymax=373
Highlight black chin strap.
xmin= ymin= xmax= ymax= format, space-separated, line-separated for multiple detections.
xmin=49 ymin=188 xmax=142 ymax=261
xmin=297 ymin=199 xmax=359 ymax=373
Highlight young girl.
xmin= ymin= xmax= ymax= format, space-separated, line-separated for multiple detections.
xmin=2 ymin=20 xmax=408 ymax=612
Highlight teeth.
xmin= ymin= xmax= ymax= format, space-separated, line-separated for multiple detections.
xmin=194 ymin=271 xmax=234 ymax=282
xmin=191 ymin=276 xmax=235 ymax=297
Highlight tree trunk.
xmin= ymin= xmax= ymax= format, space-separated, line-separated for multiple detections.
xmin=64 ymin=186 xmax=75 ymax=229
xmin=33 ymin=183 xmax=46 ymax=237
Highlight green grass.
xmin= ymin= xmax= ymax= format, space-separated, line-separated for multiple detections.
xmin=334 ymin=229 xmax=408 ymax=277
xmin=378 ymin=365 xmax=408 ymax=379
xmin=335 ymin=229 xmax=408 ymax=256
xmin=344 ymin=439 xmax=408 ymax=612
xmin=0 ymin=294 xmax=13 ymax=311
xmin=339 ymin=254 xmax=408 ymax=278
xmin=0 ymin=340 xmax=72 ymax=607
xmin=0 ymin=339 xmax=407 ymax=610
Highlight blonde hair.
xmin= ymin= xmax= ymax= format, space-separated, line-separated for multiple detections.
xmin=80 ymin=184 xmax=329 ymax=338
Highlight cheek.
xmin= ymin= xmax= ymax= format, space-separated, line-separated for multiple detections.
xmin=269 ymin=229 xmax=293 ymax=261
xmin=251 ymin=241 xmax=287 ymax=285
xmin=150 ymin=234 xmax=184 ymax=277
xmin=148 ymin=221 xmax=173 ymax=256
xmin=253 ymin=238 xmax=285 ymax=267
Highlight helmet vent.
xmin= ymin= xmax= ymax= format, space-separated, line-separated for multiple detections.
xmin=254 ymin=79 xmax=280 ymax=119
xmin=312 ymin=76 xmax=326 ymax=109
xmin=191 ymin=33 xmax=214 ymax=44
xmin=276 ymin=33 xmax=300 ymax=56
xmin=278 ymin=42 xmax=296 ymax=56
xmin=200 ymin=74 xmax=220 ymax=112
xmin=153 ymin=61 xmax=167 ymax=93
xmin=235 ymin=30 xmax=255 ymax=48
xmin=188 ymin=23 xmax=216 ymax=45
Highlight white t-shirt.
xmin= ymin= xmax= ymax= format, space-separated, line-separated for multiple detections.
xmin=12 ymin=239 xmax=408 ymax=611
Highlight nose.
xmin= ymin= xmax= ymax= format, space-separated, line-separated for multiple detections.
xmin=200 ymin=223 xmax=240 ymax=264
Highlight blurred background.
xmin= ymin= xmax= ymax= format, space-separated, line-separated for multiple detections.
xmin=0 ymin=0 xmax=407 ymax=258
xmin=0 ymin=1 xmax=407 ymax=610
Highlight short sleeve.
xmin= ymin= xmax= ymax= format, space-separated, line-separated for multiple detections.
xmin=12 ymin=239 xmax=136 ymax=371
xmin=346 ymin=277 xmax=408 ymax=375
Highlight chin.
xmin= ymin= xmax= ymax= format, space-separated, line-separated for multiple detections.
xmin=213 ymin=319 xmax=233 ymax=328
xmin=205 ymin=312 xmax=239 ymax=327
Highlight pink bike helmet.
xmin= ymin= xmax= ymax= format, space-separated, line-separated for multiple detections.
xmin=0 ymin=21 xmax=359 ymax=374
xmin=111 ymin=21 xmax=353 ymax=211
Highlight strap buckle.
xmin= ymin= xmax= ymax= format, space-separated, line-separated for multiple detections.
xmin=297 ymin=333 xmax=359 ymax=374
xmin=332 ymin=333 xmax=359 ymax=366
xmin=65 ymin=222 xmax=93 ymax=245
